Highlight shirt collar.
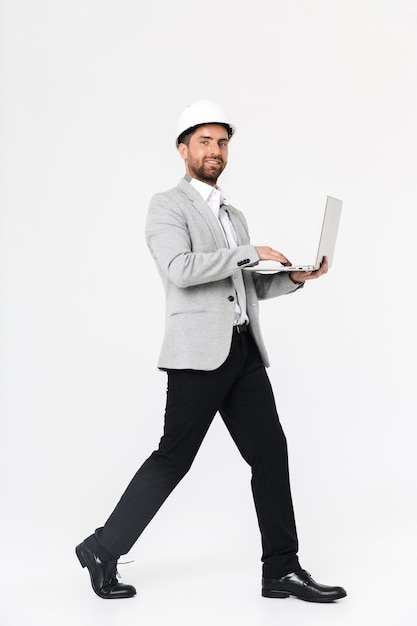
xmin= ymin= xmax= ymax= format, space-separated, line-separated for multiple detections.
xmin=187 ymin=176 xmax=229 ymax=212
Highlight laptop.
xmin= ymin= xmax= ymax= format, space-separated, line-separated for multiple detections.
xmin=244 ymin=195 xmax=343 ymax=273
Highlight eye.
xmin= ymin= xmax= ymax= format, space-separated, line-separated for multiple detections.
xmin=200 ymin=140 xmax=209 ymax=145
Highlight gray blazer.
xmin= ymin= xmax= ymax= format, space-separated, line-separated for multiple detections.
xmin=145 ymin=178 xmax=302 ymax=370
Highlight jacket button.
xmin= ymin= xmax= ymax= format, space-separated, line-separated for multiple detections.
xmin=228 ymin=295 xmax=235 ymax=302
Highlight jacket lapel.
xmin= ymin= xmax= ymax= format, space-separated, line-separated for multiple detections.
xmin=177 ymin=178 xmax=226 ymax=249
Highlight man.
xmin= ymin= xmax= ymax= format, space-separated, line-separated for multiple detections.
xmin=76 ymin=100 xmax=347 ymax=603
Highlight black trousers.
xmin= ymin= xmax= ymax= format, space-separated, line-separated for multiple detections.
xmin=85 ymin=330 xmax=300 ymax=578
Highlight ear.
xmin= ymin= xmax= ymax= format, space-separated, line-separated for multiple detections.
xmin=178 ymin=143 xmax=188 ymax=161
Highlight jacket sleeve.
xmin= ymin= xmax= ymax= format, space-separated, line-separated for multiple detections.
xmin=251 ymin=271 xmax=304 ymax=300
xmin=145 ymin=192 xmax=260 ymax=288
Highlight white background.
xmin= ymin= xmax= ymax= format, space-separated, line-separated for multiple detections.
xmin=1 ymin=1 xmax=416 ymax=625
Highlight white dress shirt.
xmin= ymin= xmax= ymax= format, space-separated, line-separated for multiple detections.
xmin=189 ymin=177 xmax=249 ymax=326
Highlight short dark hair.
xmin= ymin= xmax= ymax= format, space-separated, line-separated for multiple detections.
xmin=177 ymin=123 xmax=233 ymax=147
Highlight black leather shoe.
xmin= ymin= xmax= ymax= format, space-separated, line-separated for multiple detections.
xmin=262 ymin=569 xmax=347 ymax=603
xmin=76 ymin=542 xmax=136 ymax=599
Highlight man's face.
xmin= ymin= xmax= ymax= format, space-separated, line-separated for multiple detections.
xmin=179 ymin=124 xmax=229 ymax=186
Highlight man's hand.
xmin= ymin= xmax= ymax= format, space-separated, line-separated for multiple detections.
xmin=290 ymin=256 xmax=329 ymax=284
xmin=255 ymin=246 xmax=292 ymax=265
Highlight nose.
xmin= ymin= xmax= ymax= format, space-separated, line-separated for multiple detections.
xmin=209 ymin=144 xmax=221 ymax=157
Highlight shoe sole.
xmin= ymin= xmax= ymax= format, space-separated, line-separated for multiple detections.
xmin=262 ymin=589 xmax=290 ymax=599
xmin=262 ymin=588 xmax=347 ymax=602
xmin=76 ymin=544 xmax=88 ymax=569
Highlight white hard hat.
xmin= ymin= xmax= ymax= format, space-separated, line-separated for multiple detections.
xmin=175 ymin=99 xmax=236 ymax=146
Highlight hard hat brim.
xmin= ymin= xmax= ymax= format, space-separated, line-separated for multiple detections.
xmin=176 ymin=122 xmax=236 ymax=147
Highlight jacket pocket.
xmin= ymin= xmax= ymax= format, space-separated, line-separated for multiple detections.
xmin=169 ymin=309 xmax=208 ymax=317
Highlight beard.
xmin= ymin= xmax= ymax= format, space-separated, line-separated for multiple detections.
xmin=187 ymin=156 xmax=226 ymax=185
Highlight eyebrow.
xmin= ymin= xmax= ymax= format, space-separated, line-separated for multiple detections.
xmin=198 ymin=134 xmax=229 ymax=142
